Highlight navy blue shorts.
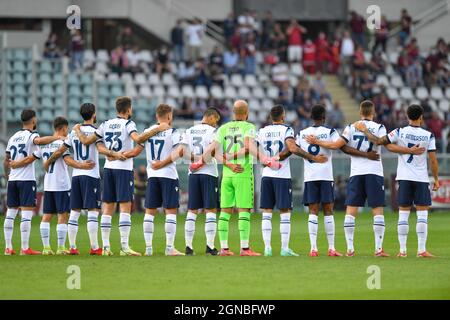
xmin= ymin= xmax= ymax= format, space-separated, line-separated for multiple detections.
xmin=102 ymin=168 xmax=134 ymax=203
xmin=260 ymin=177 xmax=293 ymax=210
xmin=345 ymin=174 xmax=385 ymax=208
xmin=71 ymin=175 xmax=101 ymax=210
xmin=188 ymin=174 xmax=219 ymax=210
xmin=303 ymin=180 xmax=334 ymax=205
xmin=398 ymin=180 xmax=432 ymax=207
xmin=7 ymin=180 xmax=37 ymax=208
xmin=43 ymin=191 xmax=71 ymax=214
xmin=145 ymin=177 xmax=180 ymax=209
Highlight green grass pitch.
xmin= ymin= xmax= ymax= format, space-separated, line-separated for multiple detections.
xmin=1 ymin=211 xmax=450 ymax=299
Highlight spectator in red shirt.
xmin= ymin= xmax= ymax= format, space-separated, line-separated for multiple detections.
xmin=399 ymin=9 xmax=412 ymax=46
xmin=330 ymin=39 xmax=341 ymax=74
xmin=302 ymin=39 xmax=316 ymax=74
xmin=406 ymin=38 xmax=419 ymax=61
xmin=315 ymin=32 xmax=330 ymax=73
xmin=230 ymin=29 xmax=242 ymax=50
xmin=349 ymin=11 xmax=366 ymax=49
xmin=426 ymin=111 xmax=446 ymax=151
xmin=286 ymin=18 xmax=307 ymax=62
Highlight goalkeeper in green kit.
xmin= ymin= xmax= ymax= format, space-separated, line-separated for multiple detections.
xmin=190 ymin=100 xmax=281 ymax=256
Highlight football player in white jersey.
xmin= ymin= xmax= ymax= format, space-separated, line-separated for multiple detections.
xmin=298 ymin=104 xmax=380 ymax=257
xmin=306 ymin=101 xmax=424 ymax=257
xmin=354 ymin=104 xmax=439 ymax=258
xmin=176 ymin=108 xmax=221 ymax=256
xmin=257 ymin=105 xmax=328 ymax=257
xmin=43 ymin=103 xmax=125 ymax=255
xmin=123 ymin=104 xmax=185 ymax=256
xmin=73 ymin=96 xmax=168 ymax=256
xmin=31 ymin=117 xmax=95 ymax=255
xmin=3 ymin=109 xmax=64 ymax=255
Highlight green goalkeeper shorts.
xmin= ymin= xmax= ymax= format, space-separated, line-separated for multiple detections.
xmin=220 ymin=176 xmax=254 ymax=209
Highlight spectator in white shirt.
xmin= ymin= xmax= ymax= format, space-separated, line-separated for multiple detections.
xmin=186 ymin=18 xmax=204 ymax=61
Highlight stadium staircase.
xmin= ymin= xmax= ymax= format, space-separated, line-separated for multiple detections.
xmin=323 ymin=75 xmax=360 ymax=123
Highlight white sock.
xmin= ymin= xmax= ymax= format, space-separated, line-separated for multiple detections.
xmin=4 ymin=208 xmax=18 ymax=249
xmin=119 ymin=212 xmax=131 ymax=250
xmin=324 ymin=215 xmax=335 ymax=250
xmin=143 ymin=214 xmax=154 ymax=248
xmin=205 ymin=212 xmax=217 ymax=249
xmin=373 ymin=215 xmax=385 ymax=252
xmin=68 ymin=210 xmax=80 ymax=249
xmin=344 ymin=215 xmax=355 ymax=252
xmin=262 ymin=212 xmax=272 ymax=250
xmin=20 ymin=210 xmax=33 ymax=250
xmin=308 ymin=214 xmax=318 ymax=251
xmin=57 ymin=223 xmax=68 ymax=247
xmin=185 ymin=212 xmax=197 ymax=249
xmin=87 ymin=211 xmax=99 ymax=250
xmin=417 ymin=210 xmax=428 ymax=253
xmin=100 ymin=215 xmax=112 ymax=248
xmin=165 ymin=214 xmax=177 ymax=250
xmin=398 ymin=210 xmax=410 ymax=254
xmin=40 ymin=221 xmax=50 ymax=247
xmin=280 ymin=212 xmax=291 ymax=250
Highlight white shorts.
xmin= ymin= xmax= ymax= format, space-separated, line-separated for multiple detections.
xmin=288 ymin=45 xmax=302 ymax=62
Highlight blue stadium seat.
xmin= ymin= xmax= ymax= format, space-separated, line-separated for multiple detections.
xmin=68 ymin=85 xmax=82 ymax=97
xmin=68 ymin=97 xmax=81 ymax=109
xmin=98 ymin=85 xmax=110 ymax=98
xmin=38 ymin=73 xmax=52 ymax=84
xmin=10 ymin=73 xmax=25 ymax=84
xmin=55 ymin=84 xmax=63 ymax=96
xmin=40 ymin=97 xmax=54 ymax=109
xmin=68 ymin=74 xmax=79 ymax=85
xmin=13 ymin=84 xmax=28 ymax=96
xmin=53 ymin=73 xmax=63 ymax=83
xmin=39 ymin=109 xmax=54 ymax=122
xmin=39 ymin=60 xmax=53 ymax=73
xmin=38 ymin=121 xmax=53 ymax=135
xmin=14 ymin=97 xmax=27 ymax=109
xmin=80 ymin=74 xmax=93 ymax=85
xmin=110 ymin=84 xmax=124 ymax=97
xmin=39 ymin=84 xmax=54 ymax=97
xmin=68 ymin=109 xmax=79 ymax=122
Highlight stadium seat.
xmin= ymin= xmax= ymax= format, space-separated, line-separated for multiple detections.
xmin=244 ymin=74 xmax=257 ymax=87
xmin=68 ymin=85 xmax=82 ymax=97
xmin=80 ymin=73 xmax=93 ymax=85
xmin=237 ymin=86 xmax=251 ymax=100
xmin=195 ymin=86 xmax=209 ymax=99
xmin=266 ymin=86 xmax=279 ymax=99
xmin=261 ymin=99 xmax=273 ymax=110
xmin=289 ymin=75 xmax=298 ymax=87
xmin=386 ymin=88 xmax=399 ymax=100
xmin=257 ymin=110 xmax=268 ymax=122
xmin=181 ymin=85 xmax=195 ymax=98
xmin=96 ymin=50 xmax=110 ymax=62
xmin=224 ymin=86 xmax=237 ymax=99
xmin=439 ymin=99 xmax=449 ymax=112
xmin=14 ymin=97 xmax=27 ymax=109
xmin=285 ymin=111 xmax=297 ymax=123
xmin=230 ymin=74 xmax=244 ymax=87
xmin=39 ymin=121 xmax=53 ymax=135
xmin=53 ymin=73 xmax=63 ymax=83
xmin=68 ymin=74 xmax=79 ymax=85
xmin=167 ymin=85 xmax=181 ymax=98
xmin=148 ymin=74 xmax=160 ymax=86
xmin=388 ymin=51 xmax=399 ymax=65
xmin=385 ymin=64 xmax=395 ymax=77
xmin=248 ymin=99 xmax=261 ymax=111
xmin=428 ymin=100 xmax=438 ymax=112
xmin=430 ymin=87 xmax=444 ymax=100
xmin=376 ymin=75 xmax=389 ymax=87
xmin=139 ymin=85 xmax=152 ymax=98
xmin=252 ymin=86 xmax=265 ymax=99
xmin=399 ymin=87 xmax=414 ymax=100
xmin=111 ymin=84 xmax=124 ymax=97
xmin=82 ymin=85 xmax=93 ymax=96
xmin=162 ymin=73 xmax=176 ymax=86
xmin=210 ymin=85 xmax=223 ymax=99
xmin=39 ymin=84 xmax=54 ymax=97
xmin=390 ymin=75 xmax=404 ymax=88
xmin=139 ymin=50 xmax=153 ymax=64
xmin=135 ymin=73 xmax=148 ymax=85
xmin=68 ymin=109 xmax=79 ymax=122
xmin=290 ymin=63 xmax=303 ymax=76
xmin=415 ymin=87 xmax=429 ymax=100
xmin=38 ymin=73 xmax=52 ymax=84
xmin=445 ymin=87 xmax=450 ymax=99
xmin=39 ymin=60 xmax=53 ymax=73
xmin=152 ymin=86 xmax=165 ymax=97
xmin=84 ymin=49 xmax=96 ymax=63
xmin=95 ymin=62 xmax=109 ymax=73
xmin=11 ymin=73 xmax=25 ymax=84
xmin=107 ymin=73 xmax=120 ymax=83
xmin=13 ymin=84 xmax=27 ymax=96
xmin=248 ymin=110 xmax=257 ymax=122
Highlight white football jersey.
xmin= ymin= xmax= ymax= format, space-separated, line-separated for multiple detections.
xmin=341 ymin=120 xmax=386 ymax=178
xmin=95 ymin=117 xmax=139 ymax=171
xmin=297 ymin=125 xmax=339 ymax=182
xmin=6 ymin=129 xmax=41 ymax=181
xmin=181 ymin=123 xmax=218 ymax=177
xmin=257 ymin=124 xmax=294 ymax=179
xmin=388 ymin=125 xmax=436 ymax=183
xmin=64 ymin=124 xmax=100 ymax=179
xmin=35 ymin=140 xmax=71 ymax=191
xmin=145 ymin=125 xmax=181 ymax=180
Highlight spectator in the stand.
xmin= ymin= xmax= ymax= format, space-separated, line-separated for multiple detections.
xmin=312 ymin=72 xmax=331 ymax=101
xmin=215 ymin=99 xmax=231 ymax=122
xmin=230 ymin=29 xmax=242 ymax=50
xmin=261 ymin=11 xmax=275 ymax=50
xmin=44 ymin=33 xmax=61 ymax=59
xmin=296 ymin=89 xmax=313 ymax=128
xmin=352 ymin=45 xmax=367 ymax=71
xmin=426 ymin=111 xmax=446 ymax=151
xmin=242 ymin=33 xmax=257 ymax=74
xmin=286 ymin=18 xmax=307 ymax=63
xmin=133 ymin=165 xmax=147 ymax=213
xmin=209 ymin=46 xmax=225 ymax=87
xmin=155 ymin=45 xmax=170 ymax=76
xmin=373 ymin=15 xmax=389 ymax=53
xmin=423 ymin=59 xmax=435 ymax=88
xmin=276 ymin=82 xmax=294 ymax=109
xmin=405 ymin=58 xmax=423 ymax=88
xmin=70 ymin=29 xmax=84 ymax=71
xmin=119 ymin=26 xmax=134 ymax=50
xmin=177 ymin=97 xmax=195 ymax=120
xmin=327 ymin=101 xmax=345 ymax=129
xmin=110 ymin=45 xmax=129 ymax=74
xmin=303 ymin=39 xmax=316 ymax=74
xmin=223 ymin=13 xmax=236 ymax=45
xmin=435 ymin=59 xmax=449 ymax=87
xmin=127 ymin=45 xmax=143 ymax=74
xmin=237 ymin=9 xmax=254 ymax=39
xmin=271 ymin=63 xmax=289 ymax=86
xmin=421 ymin=99 xmax=433 ymax=120
xmin=359 ymin=69 xmax=375 ymax=100
xmin=186 ymin=18 xmax=204 ymax=61
xmin=349 ymin=11 xmax=366 ymax=49
xmin=397 ymin=49 xmax=409 ymax=80
xmin=271 ymin=23 xmax=287 ymax=63
xmin=250 ymin=10 xmax=261 ymax=44
xmin=399 ymin=9 xmax=412 ymax=46
xmin=374 ymin=92 xmax=393 ymax=128
xmin=340 ymin=31 xmax=355 ymax=65
xmin=406 ymin=38 xmax=419 ymax=61
xmin=315 ymin=32 xmax=330 ymax=74
xmin=369 ymin=51 xmax=387 ymax=75
xmin=447 ymin=131 xmax=450 ymax=153
xmin=178 ymin=60 xmax=197 ymax=85
xmin=171 ymin=19 xmax=185 ymax=62
xmin=330 ymin=39 xmax=341 ymax=74
xmin=194 ymin=59 xmax=212 ymax=88
xmin=223 ymin=47 xmax=240 ymax=75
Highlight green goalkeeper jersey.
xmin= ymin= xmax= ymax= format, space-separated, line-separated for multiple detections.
xmin=214 ymin=120 xmax=256 ymax=178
